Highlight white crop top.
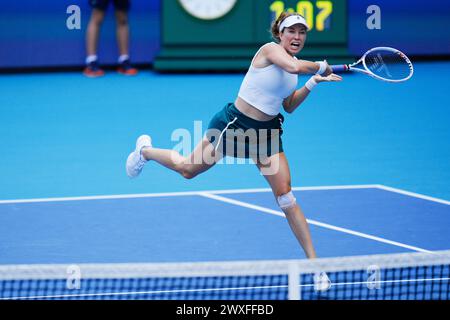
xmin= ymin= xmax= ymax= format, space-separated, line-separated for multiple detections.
xmin=238 ymin=43 xmax=298 ymax=116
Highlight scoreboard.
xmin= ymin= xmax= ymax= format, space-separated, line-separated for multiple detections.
xmin=154 ymin=0 xmax=349 ymax=71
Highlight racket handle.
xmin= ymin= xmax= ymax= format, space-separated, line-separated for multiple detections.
xmin=331 ymin=65 xmax=349 ymax=73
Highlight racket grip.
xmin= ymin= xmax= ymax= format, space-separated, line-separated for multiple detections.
xmin=331 ymin=65 xmax=349 ymax=73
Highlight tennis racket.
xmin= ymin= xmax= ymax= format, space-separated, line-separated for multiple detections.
xmin=331 ymin=47 xmax=414 ymax=82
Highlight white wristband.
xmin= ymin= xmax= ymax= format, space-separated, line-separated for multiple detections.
xmin=305 ymin=77 xmax=318 ymax=91
xmin=315 ymin=61 xmax=327 ymax=75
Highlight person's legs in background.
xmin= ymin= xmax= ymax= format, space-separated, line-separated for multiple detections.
xmin=115 ymin=0 xmax=138 ymax=75
xmin=84 ymin=1 xmax=107 ymax=77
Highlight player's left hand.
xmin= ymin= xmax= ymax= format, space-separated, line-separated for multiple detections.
xmin=313 ymin=73 xmax=343 ymax=83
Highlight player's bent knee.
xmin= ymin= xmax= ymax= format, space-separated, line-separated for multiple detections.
xmin=180 ymin=169 xmax=194 ymax=180
xmin=182 ymin=171 xmax=196 ymax=180
xmin=277 ymin=191 xmax=297 ymax=210
xmin=180 ymin=166 xmax=198 ymax=180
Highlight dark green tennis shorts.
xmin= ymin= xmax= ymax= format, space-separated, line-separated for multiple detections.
xmin=206 ymin=103 xmax=284 ymax=160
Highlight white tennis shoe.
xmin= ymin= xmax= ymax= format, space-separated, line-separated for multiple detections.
xmin=126 ymin=135 xmax=152 ymax=178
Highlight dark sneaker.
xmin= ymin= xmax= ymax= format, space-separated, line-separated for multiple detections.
xmin=83 ymin=61 xmax=105 ymax=78
xmin=118 ymin=59 xmax=138 ymax=76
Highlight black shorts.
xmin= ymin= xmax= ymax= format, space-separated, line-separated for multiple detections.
xmin=89 ymin=0 xmax=130 ymax=11
xmin=207 ymin=103 xmax=284 ymax=160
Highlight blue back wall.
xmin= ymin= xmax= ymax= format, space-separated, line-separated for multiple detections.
xmin=0 ymin=0 xmax=160 ymax=68
xmin=0 ymin=0 xmax=448 ymax=68
xmin=348 ymin=0 xmax=450 ymax=56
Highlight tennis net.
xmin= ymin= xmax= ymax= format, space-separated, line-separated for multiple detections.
xmin=1 ymin=250 xmax=449 ymax=300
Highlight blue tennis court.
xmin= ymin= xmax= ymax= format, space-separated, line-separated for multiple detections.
xmin=0 ymin=184 xmax=449 ymax=266
xmin=1 ymin=0 xmax=450 ymax=304
xmin=1 ymin=61 xmax=450 ymax=268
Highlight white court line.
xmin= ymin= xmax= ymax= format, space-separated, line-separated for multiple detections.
xmin=0 ymin=191 xmax=203 ymax=204
xmin=0 ymin=184 xmax=448 ymax=205
xmin=0 ymin=185 xmax=446 ymax=252
xmin=198 ymin=192 xmax=433 ymax=254
xmin=376 ymin=185 xmax=450 ymax=206
xmin=0 ymin=184 xmax=379 ymax=204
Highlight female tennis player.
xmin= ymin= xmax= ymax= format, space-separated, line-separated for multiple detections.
xmin=126 ymin=12 xmax=341 ymax=284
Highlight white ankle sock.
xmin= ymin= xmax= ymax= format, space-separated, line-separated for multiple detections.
xmin=86 ymin=55 xmax=98 ymax=64
xmin=118 ymin=54 xmax=129 ymax=63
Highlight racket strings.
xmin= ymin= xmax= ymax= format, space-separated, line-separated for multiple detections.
xmin=364 ymin=50 xmax=413 ymax=81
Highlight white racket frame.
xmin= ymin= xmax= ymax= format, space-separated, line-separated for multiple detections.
xmin=347 ymin=47 xmax=414 ymax=82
